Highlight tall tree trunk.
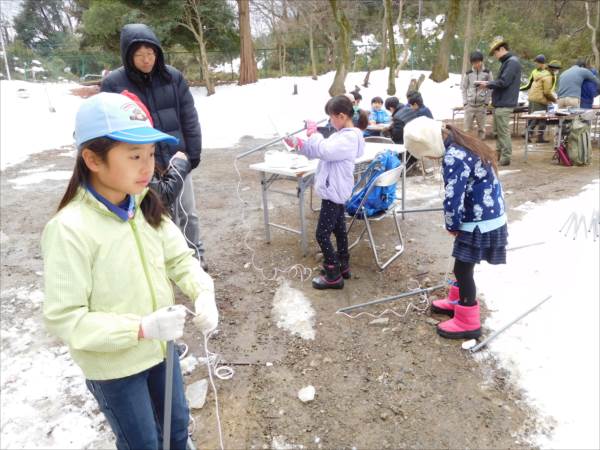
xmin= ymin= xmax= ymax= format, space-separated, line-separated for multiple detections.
xmin=430 ymin=0 xmax=461 ymax=82
xmin=460 ymin=0 xmax=474 ymax=82
xmin=585 ymin=1 xmax=600 ymax=68
xmin=178 ymin=0 xmax=214 ymax=95
xmin=384 ymin=0 xmax=397 ymax=95
xmin=328 ymin=0 xmax=352 ymax=96
xmin=308 ymin=18 xmax=318 ymax=80
xmin=380 ymin=5 xmax=387 ymax=70
xmin=237 ymin=0 xmax=258 ymax=85
xmin=395 ymin=0 xmax=409 ymax=76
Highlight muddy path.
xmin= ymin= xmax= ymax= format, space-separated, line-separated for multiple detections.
xmin=1 ymin=137 xmax=597 ymax=449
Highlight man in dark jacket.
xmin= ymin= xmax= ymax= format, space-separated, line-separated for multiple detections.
xmin=101 ymin=24 xmax=207 ymax=269
xmin=389 ymin=91 xmax=432 ymax=144
xmin=476 ymin=37 xmax=522 ymax=166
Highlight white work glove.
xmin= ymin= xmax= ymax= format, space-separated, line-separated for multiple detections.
xmin=193 ymin=292 xmax=219 ymax=335
xmin=140 ymin=304 xmax=187 ymax=341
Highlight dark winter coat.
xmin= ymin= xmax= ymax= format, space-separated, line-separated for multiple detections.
xmin=389 ymin=106 xmax=431 ymax=144
xmin=487 ymin=52 xmax=522 ymax=108
xmin=101 ymin=24 xmax=202 ymax=170
xmin=148 ymin=157 xmax=191 ymax=216
xmin=581 ymin=68 xmax=599 ymax=109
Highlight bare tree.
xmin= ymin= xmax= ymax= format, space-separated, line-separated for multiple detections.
xmin=430 ymin=0 xmax=461 ymax=82
xmin=328 ymin=0 xmax=351 ymax=96
xmin=379 ymin=5 xmax=387 ymax=70
xmin=384 ymin=0 xmax=396 ymax=95
xmin=177 ymin=0 xmax=214 ymax=95
xmin=460 ymin=0 xmax=474 ymax=82
xmin=238 ymin=0 xmax=258 ymax=85
xmin=585 ymin=1 xmax=600 ymax=68
xmin=394 ymin=0 xmax=410 ymax=77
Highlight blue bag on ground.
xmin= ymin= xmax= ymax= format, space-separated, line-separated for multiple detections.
xmin=346 ymin=150 xmax=401 ymax=217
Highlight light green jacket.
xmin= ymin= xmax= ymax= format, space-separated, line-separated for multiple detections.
xmin=42 ymin=188 xmax=213 ymax=380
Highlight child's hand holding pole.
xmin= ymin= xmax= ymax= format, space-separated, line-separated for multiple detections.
xmin=139 ymin=305 xmax=187 ymax=340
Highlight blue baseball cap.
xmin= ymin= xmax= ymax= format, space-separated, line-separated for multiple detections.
xmin=74 ymin=92 xmax=178 ymax=149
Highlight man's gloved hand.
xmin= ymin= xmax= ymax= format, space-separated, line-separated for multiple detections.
xmin=193 ymin=292 xmax=219 ymax=335
xmin=304 ymin=120 xmax=317 ymax=137
xmin=140 ymin=305 xmax=187 ymax=341
xmin=283 ymin=136 xmax=305 ymax=150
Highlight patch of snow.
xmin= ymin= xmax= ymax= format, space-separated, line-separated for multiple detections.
xmin=272 ymin=280 xmax=316 ymax=340
xmin=477 ymin=181 xmax=600 ymax=449
xmin=8 ymin=170 xmax=72 ymax=188
xmin=0 ymin=285 xmax=113 ymax=449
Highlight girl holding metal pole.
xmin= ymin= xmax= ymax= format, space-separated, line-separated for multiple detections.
xmin=41 ymin=93 xmax=218 ymax=449
xmin=404 ymin=118 xmax=508 ymax=339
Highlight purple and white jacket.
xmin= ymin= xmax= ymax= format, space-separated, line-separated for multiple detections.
xmin=299 ymin=127 xmax=365 ymax=205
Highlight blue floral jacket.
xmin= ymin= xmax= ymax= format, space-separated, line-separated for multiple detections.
xmin=442 ymin=139 xmax=505 ymax=232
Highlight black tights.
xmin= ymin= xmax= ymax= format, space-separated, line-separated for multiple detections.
xmin=453 ymin=259 xmax=477 ymax=306
xmin=316 ymin=199 xmax=348 ymax=265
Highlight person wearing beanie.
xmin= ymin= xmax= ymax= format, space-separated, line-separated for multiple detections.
xmin=520 ymin=54 xmax=556 ymax=143
xmin=557 ymin=58 xmax=600 ymax=108
xmin=100 ymin=24 xmax=208 ymax=271
xmin=547 ymin=60 xmax=562 ymax=92
xmin=461 ymin=50 xmax=493 ymax=140
xmin=404 ymin=118 xmax=508 ymax=340
xmin=474 ymin=37 xmax=522 ymax=166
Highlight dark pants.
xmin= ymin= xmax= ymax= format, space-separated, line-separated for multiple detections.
xmin=316 ymin=199 xmax=348 ymax=265
xmin=453 ymin=259 xmax=477 ymax=306
xmin=527 ymin=101 xmax=547 ymax=133
xmin=86 ymin=358 xmax=189 ymax=450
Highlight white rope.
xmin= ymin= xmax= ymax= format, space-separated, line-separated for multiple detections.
xmin=233 ymin=156 xmax=314 ymax=282
xmin=183 ymin=307 xmax=231 ymax=450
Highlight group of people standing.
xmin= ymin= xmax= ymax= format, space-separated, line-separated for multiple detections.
xmin=461 ymin=36 xmax=599 ymax=165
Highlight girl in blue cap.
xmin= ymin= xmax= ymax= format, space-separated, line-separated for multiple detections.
xmin=42 ymin=92 xmax=218 ymax=450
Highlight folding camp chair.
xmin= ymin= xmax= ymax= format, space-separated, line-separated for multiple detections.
xmin=347 ymin=165 xmax=405 ymax=270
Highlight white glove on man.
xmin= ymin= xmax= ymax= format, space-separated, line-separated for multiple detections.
xmin=140 ymin=304 xmax=187 ymax=341
xmin=193 ymin=292 xmax=219 ymax=335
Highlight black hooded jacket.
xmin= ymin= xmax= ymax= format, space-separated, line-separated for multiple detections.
xmin=101 ymin=24 xmax=202 ymax=169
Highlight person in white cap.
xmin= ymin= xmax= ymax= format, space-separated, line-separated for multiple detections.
xmin=41 ymin=92 xmax=218 ymax=450
xmin=404 ymin=117 xmax=508 ymax=340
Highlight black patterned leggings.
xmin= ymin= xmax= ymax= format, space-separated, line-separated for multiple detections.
xmin=316 ymin=199 xmax=348 ymax=265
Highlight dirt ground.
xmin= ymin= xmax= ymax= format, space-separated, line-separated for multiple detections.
xmin=1 ymin=133 xmax=598 ymax=449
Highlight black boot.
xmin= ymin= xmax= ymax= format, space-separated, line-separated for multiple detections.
xmin=320 ymin=255 xmax=351 ymax=279
xmin=313 ymin=264 xmax=344 ymax=290
xmin=338 ymin=254 xmax=351 ymax=279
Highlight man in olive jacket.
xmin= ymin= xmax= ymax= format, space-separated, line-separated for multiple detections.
xmin=101 ymin=24 xmax=208 ymax=269
xmin=476 ymin=37 xmax=522 ymax=166
xmin=521 ymin=55 xmax=556 ymax=143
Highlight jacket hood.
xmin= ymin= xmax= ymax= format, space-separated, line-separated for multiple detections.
xmin=120 ymin=24 xmax=170 ymax=84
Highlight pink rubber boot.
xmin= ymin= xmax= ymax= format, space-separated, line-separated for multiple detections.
xmin=436 ymin=303 xmax=481 ymax=339
xmin=430 ymin=284 xmax=460 ymax=316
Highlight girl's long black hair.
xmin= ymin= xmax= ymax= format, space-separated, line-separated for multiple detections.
xmin=58 ymin=137 xmax=166 ymax=228
xmin=325 ymin=95 xmax=369 ymax=130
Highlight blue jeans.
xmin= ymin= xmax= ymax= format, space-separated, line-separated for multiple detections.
xmin=86 ymin=358 xmax=189 ymax=450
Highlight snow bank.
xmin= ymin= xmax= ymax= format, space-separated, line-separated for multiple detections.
xmin=476 ymin=180 xmax=600 ymax=449
xmin=1 ymin=68 xmax=461 ymax=170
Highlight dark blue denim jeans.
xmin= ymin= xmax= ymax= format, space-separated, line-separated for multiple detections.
xmin=86 ymin=358 xmax=189 ymax=450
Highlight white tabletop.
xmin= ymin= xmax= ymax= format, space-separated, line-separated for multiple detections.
xmin=249 ymin=142 xmax=405 ymax=177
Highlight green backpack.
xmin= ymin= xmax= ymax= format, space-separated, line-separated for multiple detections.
xmin=566 ymin=119 xmax=592 ymax=166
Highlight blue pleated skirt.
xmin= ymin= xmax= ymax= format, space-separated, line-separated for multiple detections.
xmin=452 ymin=224 xmax=508 ymax=264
